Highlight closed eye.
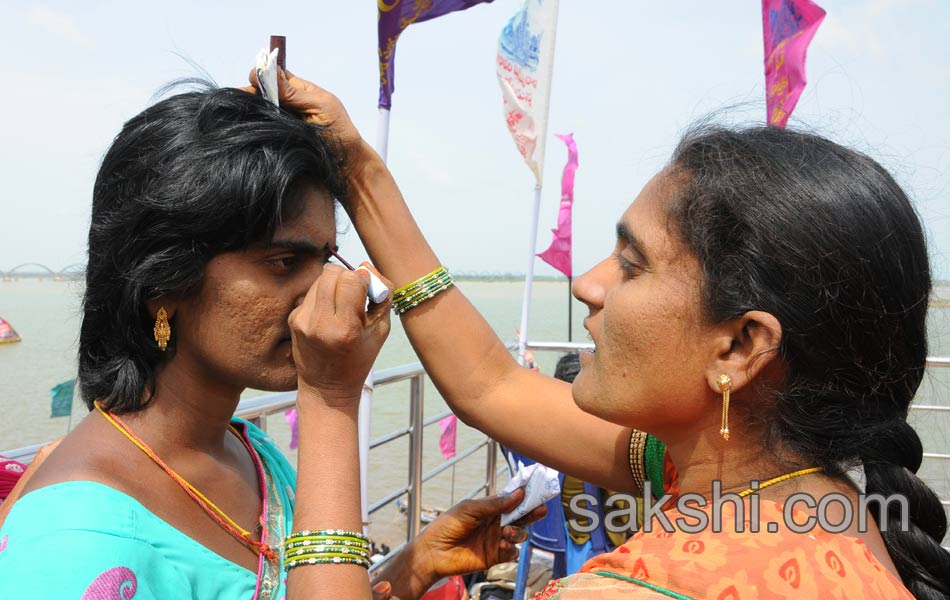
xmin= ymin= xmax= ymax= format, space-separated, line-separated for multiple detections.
xmin=614 ymin=252 xmax=644 ymax=277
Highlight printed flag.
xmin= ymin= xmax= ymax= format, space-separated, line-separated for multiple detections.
xmin=378 ymin=0 xmax=496 ymax=109
xmin=50 ymin=379 xmax=74 ymax=418
xmin=496 ymin=0 xmax=559 ymax=185
xmin=537 ymin=132 xmax=578 ymax=278
xmin=762 ymin=0 xmax=826 ymax=127
xmin=438 ymin=414 xmax=457 ymax=460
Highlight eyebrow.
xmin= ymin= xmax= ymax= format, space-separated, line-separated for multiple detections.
xmin=616 ymin=221 xmax=649 ymax=264
xmin=265 ymin=238 xmax=325 ymax=256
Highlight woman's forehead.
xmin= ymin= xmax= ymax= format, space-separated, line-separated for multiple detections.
xmin=273 ymin=187 xmax=336 ymax=238
xmin=620 ymin=174 xmax=674 ymax=241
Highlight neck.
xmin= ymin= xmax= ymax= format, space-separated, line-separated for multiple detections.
xmin=663 ymin=423 xmax=807 ymax=498
xmin=116 ymin=358 xmax=244 ymax=458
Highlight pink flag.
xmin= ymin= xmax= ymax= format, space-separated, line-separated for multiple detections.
xmin=537 ymin=133 xmax=578 ymax=278
xmin=285 ymin=408 xmax=299 ymax=450
xmin=438 ymin=414 xmax=457 ymax=460
xmin=762 ymin=0 xmax=826 ymax=128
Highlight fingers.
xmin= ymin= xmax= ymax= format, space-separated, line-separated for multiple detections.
xmin=246 ymin=67 xmax=259 ymax=90
xmin=333 ymin=267 xmax=371 ymax=323
xmin=511 ymin=502 xmax=548 ymax=528
xmin=502 ymin=524 xmax=529 ymax=544
xmin=372 ymin=580 xmax=392 ymax=600
xmin=458 ymin=487 xmax=526 ymax=521
xmin=291 ymin=265 xmax=367 ymax=342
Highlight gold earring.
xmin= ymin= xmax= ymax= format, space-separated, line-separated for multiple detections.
xmin=154 ymin=307 xmax=171 ymax=351
xmin=717 ymin=374 xmax=732 ymax=440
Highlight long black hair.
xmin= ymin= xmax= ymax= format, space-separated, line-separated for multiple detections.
xmin=79 ymin=86 xmax=346 ymax=413
xmin=667 ymin=125 xmax=949 ymax=599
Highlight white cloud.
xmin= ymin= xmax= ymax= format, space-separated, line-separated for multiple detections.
xmin=27 ymin=5 xmax=87 ymax=45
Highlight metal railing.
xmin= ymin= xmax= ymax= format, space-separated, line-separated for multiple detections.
xmin=3 ymin=347 xmax=949 ymax=540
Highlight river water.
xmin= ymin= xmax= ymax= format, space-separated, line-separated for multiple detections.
xmin=1 ymin=279 xmax=948 ymax=546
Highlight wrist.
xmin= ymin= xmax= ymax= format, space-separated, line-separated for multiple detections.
xmin=375 ymin=541 xmax=438 ymax=600
xmin=296 ymin=380 xmax=363 ymax=410
xmin=343 ymin=139 xmax=384 ymax=181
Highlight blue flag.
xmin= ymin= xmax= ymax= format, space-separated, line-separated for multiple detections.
xmin=50 ymin=379 xmax=75 ymax=418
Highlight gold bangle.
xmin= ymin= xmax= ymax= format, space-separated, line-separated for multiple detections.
xmin=628 ymin=429 xmax=648 ymax=493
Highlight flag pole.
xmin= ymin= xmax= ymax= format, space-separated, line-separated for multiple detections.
xmin=376 ymin=108 xmax=391 ymax=163
xmin=567 ymin=276 xmax=572 ymax=342
xmin=357 ymin=106 xmax=391 ymax=536
xmin=65 ymin=380 xmax=75 ymax=433
xmin=517 ymin=185 xmax=543 ymax=363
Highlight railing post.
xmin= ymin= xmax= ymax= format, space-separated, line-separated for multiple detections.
xmin=248 ymin=415 xmax=266 ymax=432
xmin=486 ymin=438 xmax=498 ymax=496
xmin=406 ymin=374 xmax=425 ymax=541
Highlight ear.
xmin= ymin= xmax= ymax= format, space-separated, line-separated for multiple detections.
xmin=705 ymin=310 xmax=782 ymax=394
xmin=145 ymin=298 xmax=176 ymax=320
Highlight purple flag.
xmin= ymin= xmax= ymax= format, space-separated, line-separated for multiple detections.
xmin=762 ymin=0 xmax=825 ymax=127
xmin=378 ymin=0 xmax=496 ymax=109
xmin=537 ymin=132 xmax=577 ymax=278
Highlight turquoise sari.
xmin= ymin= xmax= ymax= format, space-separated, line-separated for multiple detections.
xmin=0 ymin=419 xmax=296 ymax=599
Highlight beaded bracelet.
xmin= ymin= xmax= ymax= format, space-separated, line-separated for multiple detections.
xmin=391 ymin=266 xmax=455 ymax=315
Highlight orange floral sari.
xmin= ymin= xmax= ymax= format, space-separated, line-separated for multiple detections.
xmin=534 ymin=500 xmax=911 ymax=599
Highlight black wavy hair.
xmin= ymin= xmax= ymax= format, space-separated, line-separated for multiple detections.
xmin=667 ymin=125 xmax=950 ymax=598
xmin=79 ymin=86 xmax=346 ymax=414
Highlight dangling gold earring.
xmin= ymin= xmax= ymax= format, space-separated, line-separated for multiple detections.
xmin=154 ymin=307 xmax=171 ymax=351
xmin=717 ymin=374 xmax=732 ymax=440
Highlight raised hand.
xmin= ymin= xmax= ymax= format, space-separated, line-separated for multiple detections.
xmin=289 ymin=264 xmax=391 ymax=407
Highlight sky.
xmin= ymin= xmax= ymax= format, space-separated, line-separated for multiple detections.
xmin=2 ymin=0 xmax=949 ymax=280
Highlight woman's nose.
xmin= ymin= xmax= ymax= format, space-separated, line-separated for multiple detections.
xmin=572 ymin=257 xmax=611 ymax=310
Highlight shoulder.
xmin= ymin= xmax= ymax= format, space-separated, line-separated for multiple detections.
xmin=0 ymin=481 xmax=258 ymax=599
xmin=19 ymin=418 xmax=143 ymax=498
xmin=0 ymin=483 xmax=189 ymax=598
xmin=581 ymin=500 xmax=912 ymax=599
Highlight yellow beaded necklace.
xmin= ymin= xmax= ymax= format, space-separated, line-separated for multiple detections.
xmin=736 ymin=466 xmax=824 ymax=497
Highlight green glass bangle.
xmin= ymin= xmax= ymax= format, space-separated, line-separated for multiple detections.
xmin=284 ymin=538 xmax=370 ymax=550
xmin=393 ymin=275 xmax=453 ymax=301
xmin=393 ymin=281 xmax=455 ymax=314
xmin=284 ymin=556 xmax=371 ymax=570
xmin=644 ymin=434 xmax=667 ymax=500
xmin=285 ymin=529 xmax=368 ymax=544
xmin=392 ymin=273 xmax=454 ymax=304
xmin=285 ymin=545 xmax=370 ymax=558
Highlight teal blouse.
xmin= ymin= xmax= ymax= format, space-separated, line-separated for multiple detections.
xmin=0 ymin=420 xmax=296 ymax=599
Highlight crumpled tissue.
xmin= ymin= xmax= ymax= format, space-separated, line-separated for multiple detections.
xmin=256 ymin=47 xmax=280 ymax=107
xmin=500 ymin=460 xmax=560 ymax=526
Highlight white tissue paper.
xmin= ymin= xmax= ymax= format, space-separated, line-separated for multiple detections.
xmin=500 ymin=459 xmax=560 ymax=526
xmin=256 ymin=47 xmax=280 ymax=107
